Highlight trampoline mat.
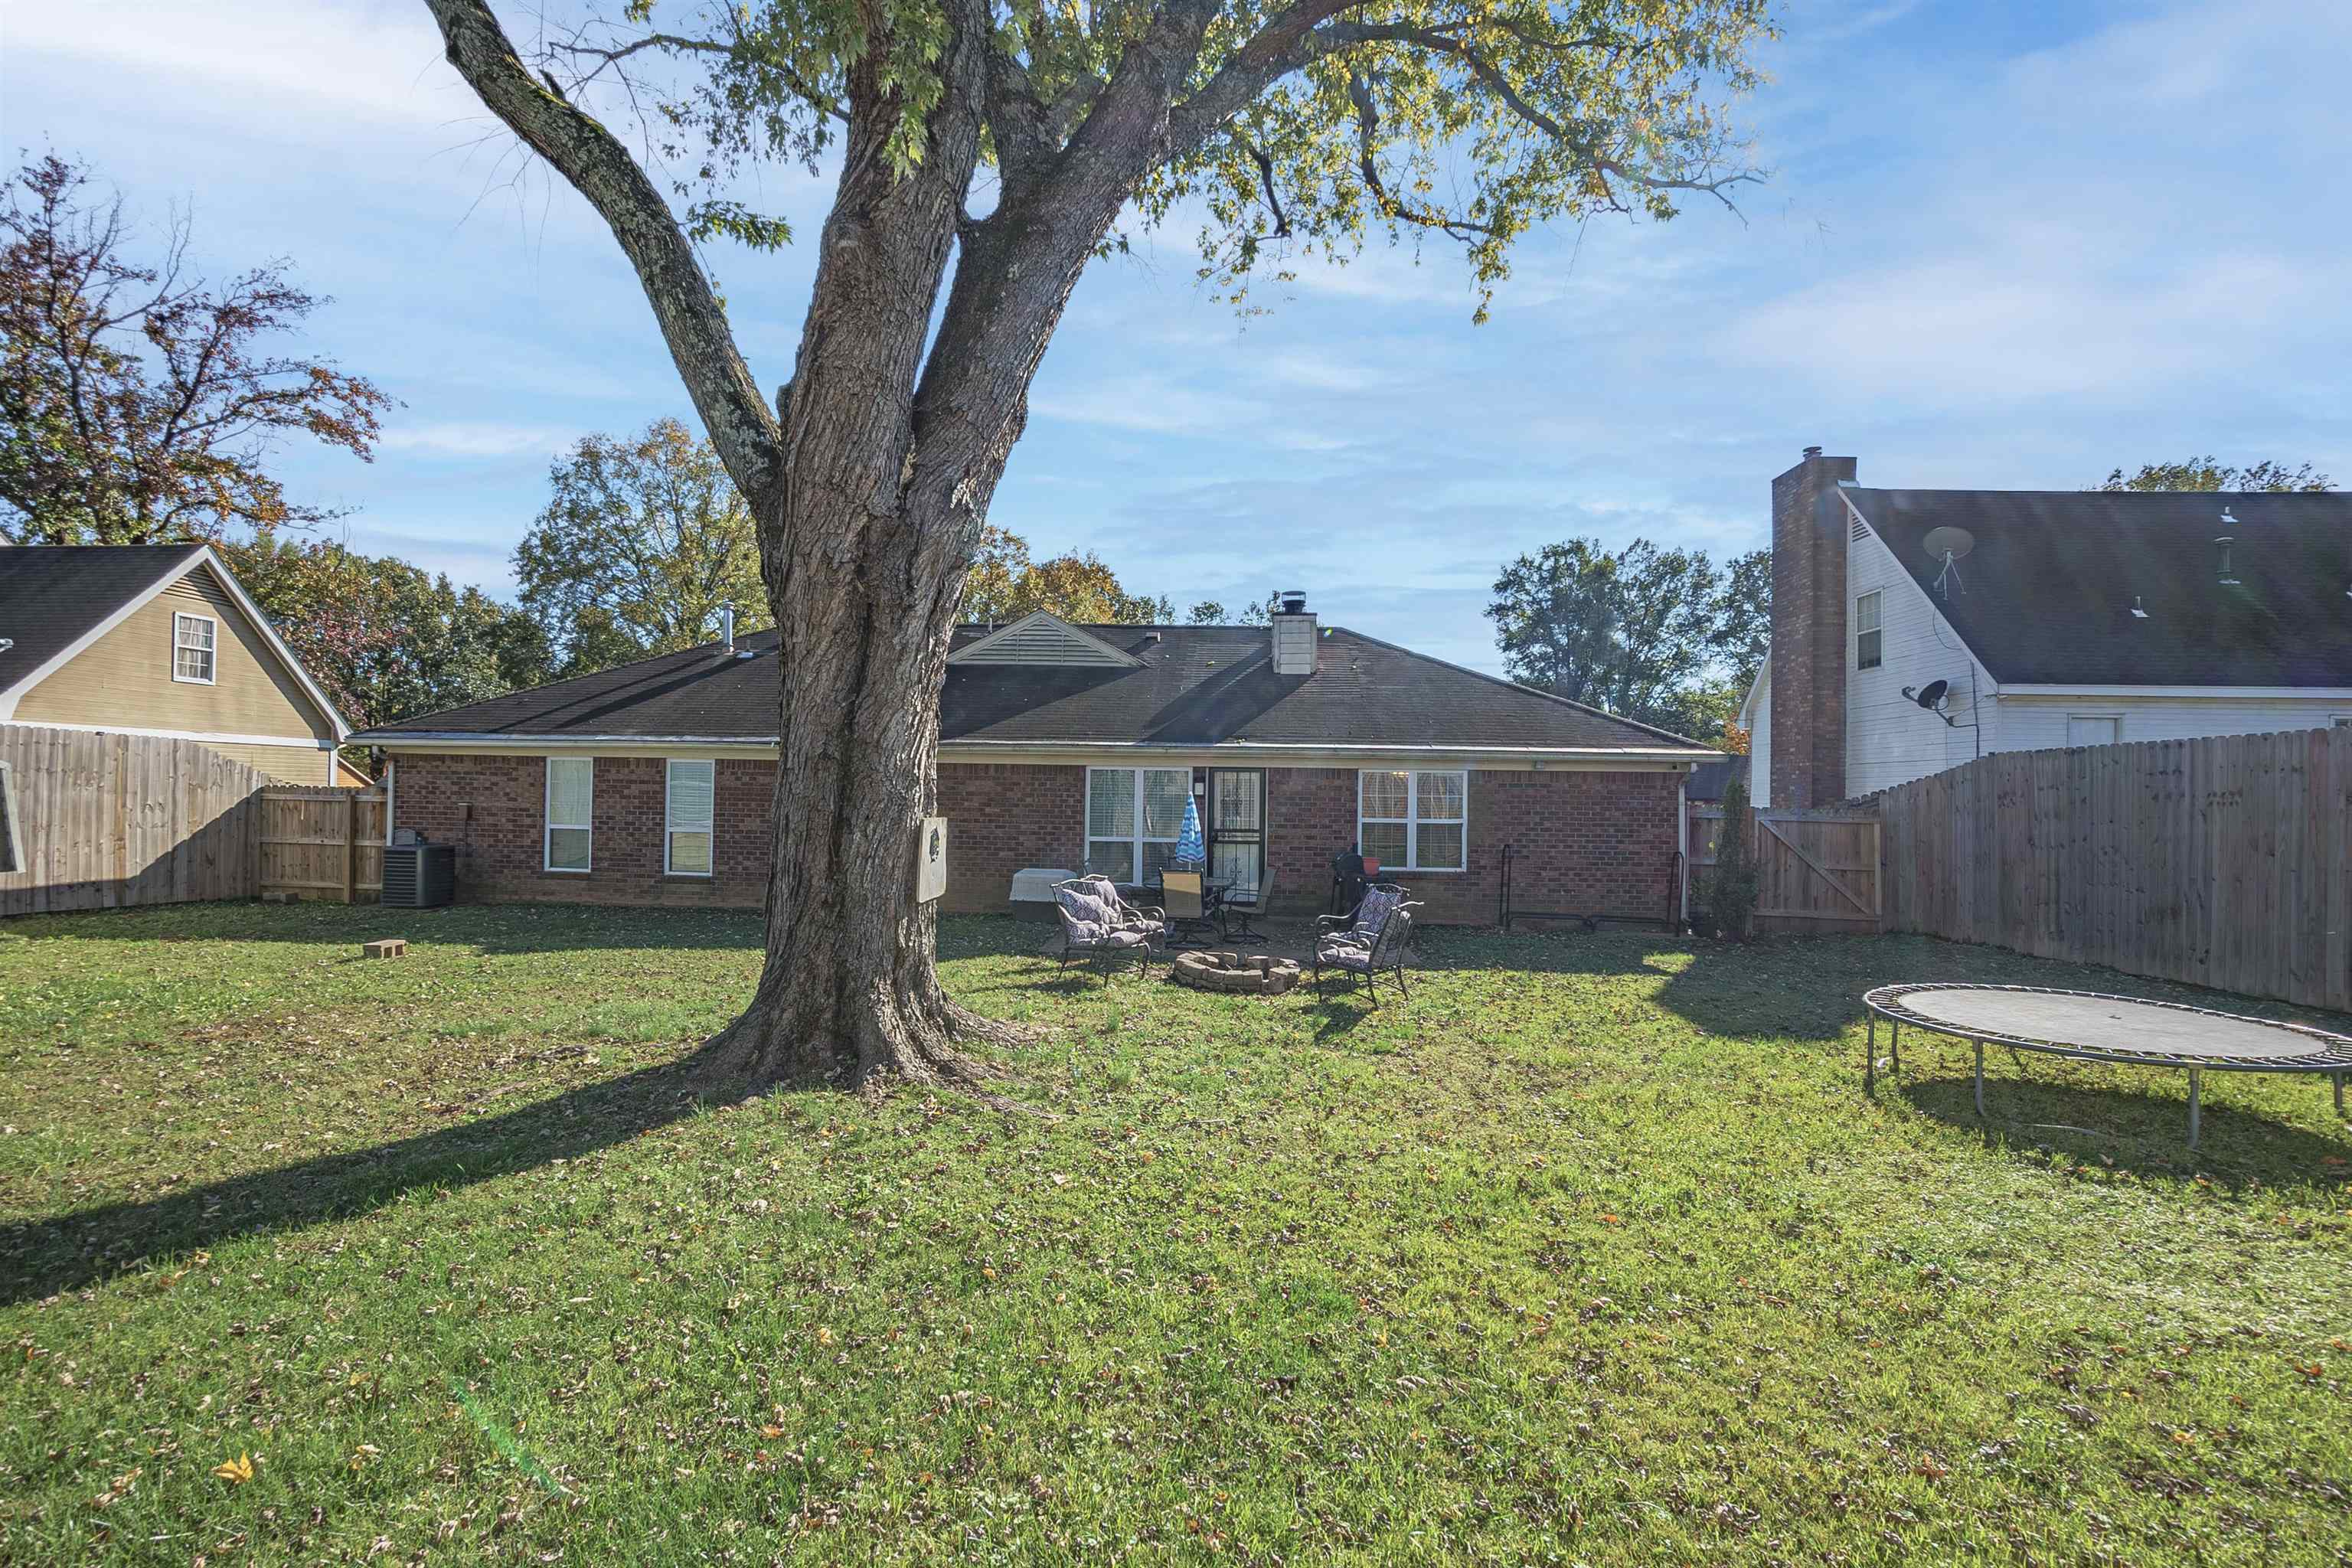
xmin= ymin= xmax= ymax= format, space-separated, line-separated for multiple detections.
xmin=1895 ymin=988 xmax=2320 ymax=1063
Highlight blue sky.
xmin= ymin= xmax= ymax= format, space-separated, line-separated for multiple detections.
xmin=7 ymin=0 xmax=2347 ymax=672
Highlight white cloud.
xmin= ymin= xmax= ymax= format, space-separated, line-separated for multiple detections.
xmin=378 ymin=422 xmax=580 ymax=459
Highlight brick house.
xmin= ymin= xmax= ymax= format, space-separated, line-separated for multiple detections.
xmin=1743 ymin=449 xmax=2352 ymax=807
xmin=351 ymin=598 xmax=1715 ymax=923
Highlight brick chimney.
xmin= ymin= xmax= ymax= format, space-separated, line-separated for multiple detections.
xmin=1270 ymin=590 xmax=1318 ymax=675
xmin=1768 ymin=447 xmax=1857 ymax=807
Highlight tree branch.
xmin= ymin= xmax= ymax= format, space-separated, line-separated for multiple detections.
xmin=424 ymin=0 xmax=781 ymax=498
xmin=1345 ymin=73 xmax=1498 ymax=240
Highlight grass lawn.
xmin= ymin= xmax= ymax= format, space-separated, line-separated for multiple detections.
xmin=2 ymin=903 xmax=2348 ymax=1566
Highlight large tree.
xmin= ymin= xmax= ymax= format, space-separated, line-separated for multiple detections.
xmin=2096 ymin=457 xmax=2334 ymax=493
xmin=514 ymin=418 xmax=772 ymax=671
xmin=1487 ymin=536 xmax=1756 ymax=736
xmin=423 ymin=0 xmax=1769 ymax=1090
xmin=0 ymin=154 xmax=391 ymax=544
xmin=223 ymin=532 xmax=552 ymax=730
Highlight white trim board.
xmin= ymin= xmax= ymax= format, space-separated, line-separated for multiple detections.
xmin=0 ymin=719 xmax=335 ymax=749
xmin=362 ymin=734 xmax=1704 ymax=771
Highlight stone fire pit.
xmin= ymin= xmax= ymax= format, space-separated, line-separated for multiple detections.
xmin=1170 ymin=950 xmax=1302 ymax=996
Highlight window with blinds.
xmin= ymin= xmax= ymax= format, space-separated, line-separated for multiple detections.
xmin=172 ymin=612 xmax=217 ymax=683
xmin=1086 ymin=766 xmax=1191 ymax=884
xmin=545 ymin=757 xmax=593 ymax=872
xmin=1357 ymin=769 xmax=1468 ymax=871
xmin=666 ymin=759 xmax=715 ymax=875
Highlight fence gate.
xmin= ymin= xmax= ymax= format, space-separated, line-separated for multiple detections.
xmin=1688 ymin=805 xmax=1882 ymax=935
xmin=259 ymin=787 xmax=386 ymax=903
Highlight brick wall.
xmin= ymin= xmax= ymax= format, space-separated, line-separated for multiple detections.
xmin=1768 ymin=449 xmax=1858 ymax=807
xmin=1267 ymin=766 xmax=1682 ymax=925
xmin=391 ymin=753 xmax=1681 ymax=927
xmin=389 ymin=753 xmax=1082 ymax=914
xmin=390 ymin=753 xmax=776 ymax=908
xmin=934 ymin=763 xmax=1086 ymax=913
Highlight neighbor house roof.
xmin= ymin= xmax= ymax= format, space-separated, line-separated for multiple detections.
xmin=354 ymin=619 xmax=1716 ymax=760
xmin=1845 ymin=488 xmax=2352 ymax=687
xmin=0 ymin=544 xmax=351 ymax=735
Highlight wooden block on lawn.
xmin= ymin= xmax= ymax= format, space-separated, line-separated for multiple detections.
xmin=363 ymin=938 xmax=408 ymax=959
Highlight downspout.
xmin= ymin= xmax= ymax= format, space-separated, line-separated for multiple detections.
xmin=1677 ymin=769 xmax=1690 ymax=928
xmin=384 ymin=756 xmax=397 ymax=844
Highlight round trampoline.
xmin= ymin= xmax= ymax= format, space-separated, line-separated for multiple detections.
xmin=1862 ymin=983 xmax=2352 ymax=1148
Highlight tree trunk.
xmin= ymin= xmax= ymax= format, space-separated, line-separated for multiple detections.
xmin=694 ymin=9 xmax=1027 ymax=1094
xmin=695 ymin=480 xmax=1022 ymax=1091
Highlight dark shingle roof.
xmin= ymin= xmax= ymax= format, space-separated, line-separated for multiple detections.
xmin=1849 ymin=488 xmax=2352 ymax=686
xmin=1683 ymin=757 xmax=1737 ymax=800
xmin=354 ymin=622 xmax=1711 ymax=755
xmin=0 ymin=544 xmax=204 ymax=695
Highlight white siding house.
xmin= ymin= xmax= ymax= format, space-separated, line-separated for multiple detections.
xmin=1752 ymin=452 xmax=2352 ymax=806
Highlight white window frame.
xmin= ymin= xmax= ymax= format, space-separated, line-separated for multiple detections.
xmin=1085 ymin=766 xmax=1191 ymax=884
xmin=544 ymin=756 xmax=593 ymax=874
xmin=1357 ymin=769 xmax=1469 ymax=874
xmin=665 ymin=757 xmax=716 ymax=877
xmin=2066 ymin=713 xmax=2123 ymax=746
xmin=1853 ymin=590 xmax=1883 ymax=672
xmin=172 ymin=612 xmax=217 ymax=684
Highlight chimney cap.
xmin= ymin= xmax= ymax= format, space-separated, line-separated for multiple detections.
xmin=1277 ymin=590 xmax=1308 ymax=614
xmin=1802 ymin=445 xmax=1823 ymax=459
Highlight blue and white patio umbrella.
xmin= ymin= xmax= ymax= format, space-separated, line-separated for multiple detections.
xmin=1173 ymin=795 xmax=1207 ymax=868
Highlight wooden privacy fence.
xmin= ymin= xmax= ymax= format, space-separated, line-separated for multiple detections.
xmin=1873 ymin=728 xmax=2352 ymax=1014
xmin=0 ymin=724 xmax=269 ymax=915
xmin=259 ymin=787 xmax=385 ymax=903
xmin=1688 ymin=804 xmax=1883 ymax=935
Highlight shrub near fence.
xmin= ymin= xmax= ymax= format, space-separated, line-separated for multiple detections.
xmin=1870 ymin=727 xmax=2352 ymax=1014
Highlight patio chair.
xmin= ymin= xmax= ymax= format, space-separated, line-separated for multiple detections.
xmin=1217 ymin=867 xmax=1275 ymax=942
xmin=1318 ymin=881 xmax=1409 ymax=949
xmin=1159 ymin=868 xmax=1217 ymax=946
xmin=1052 ymin=876 xmax=1165 ymax=985
xmin=1312 ymin=902 xmax=1417 ymax=1005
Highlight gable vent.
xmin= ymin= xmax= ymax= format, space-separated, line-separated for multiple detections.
xmin=949 ymin=611 xmax=1139 ymax=668
xmin=1850 ymin=514 xmax=1867 ymax=541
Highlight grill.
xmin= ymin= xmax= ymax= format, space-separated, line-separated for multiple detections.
xmin=381 ymin=842 xmax=456 ymax=908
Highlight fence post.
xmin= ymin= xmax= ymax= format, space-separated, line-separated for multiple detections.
xmin=342 ymin=791 xmax=358 ymax=904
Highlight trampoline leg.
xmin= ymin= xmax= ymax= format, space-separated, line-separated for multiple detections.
xmin=1973 ymin=1042 xmax=1985 ymax=1120
xmin=2187 ymin=1069 xmax=2202 ymax=1151
xmin=1891 ymin=1019 xmax=1901 ymax=1076
xmin=1866 ymin=1014 xmax=1877 ymax=1096
xmin=2334 ymin=1072 xmax=2345 ymax=1119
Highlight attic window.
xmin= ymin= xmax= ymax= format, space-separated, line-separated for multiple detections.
xmin=1854 ymin=590 xmax=1883 ymax=671
xmin=172 ymin=612 xmax=217 ymax=684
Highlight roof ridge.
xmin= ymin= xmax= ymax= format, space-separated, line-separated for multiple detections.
xmin=1325 ymin=626 xmax=1719 ymax=752
xmin=377 ymin=626 xmax=777 ymax=730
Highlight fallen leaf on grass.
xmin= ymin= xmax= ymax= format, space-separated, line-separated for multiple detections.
xmin=212 ymin=1454 xmax=256 ymax=1484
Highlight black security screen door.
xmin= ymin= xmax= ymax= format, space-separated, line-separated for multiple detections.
xmin=1207 ymin=769 xmax=1266 ymax=897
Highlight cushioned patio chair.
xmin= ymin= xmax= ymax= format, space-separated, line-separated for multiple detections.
xmin=1312 ymin=900 xmax=1417 ymax=1006
xmin=1317 ymin=881 xmax=1408 ymax=949
xmin=1053 ymin=875 xmax=1165 ymax=984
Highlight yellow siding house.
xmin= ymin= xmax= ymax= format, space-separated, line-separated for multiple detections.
xmin=0 ymin=544 xmax=355 ymax=786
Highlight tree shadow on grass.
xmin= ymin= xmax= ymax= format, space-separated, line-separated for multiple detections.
xmin=1893 ymin=1061 xmax=2351 ymax=1184
xmin=0 ymin=1051 xmax=724 ymax=1309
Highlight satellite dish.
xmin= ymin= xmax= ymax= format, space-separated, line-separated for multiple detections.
xmin=1921 ymin=524 xmax=1974 ymax=598
xmin=1922 ymin=525 xmax=1975 ymax=562
xmin=1913 ymin=679 xmax=1949 ymax=710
